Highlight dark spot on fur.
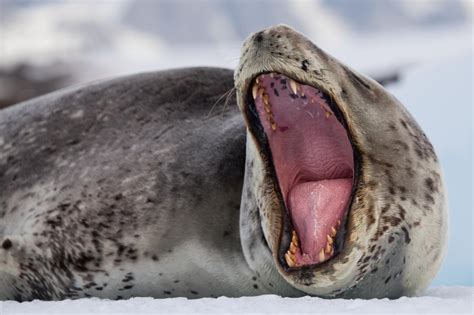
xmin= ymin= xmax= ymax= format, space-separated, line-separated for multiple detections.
xmin=2 ymin=238 xmax=12 ymax=250
xmin=67 ymin=139 xmax=80 ymax=146
xmin=425 ymin=193 xmax=435 ymax=204
xmin=253 ymin=284 xmax=259 ymax=289
xmin=400 ymin=119 xmax=408 ymax=129
xmin=190 ymin=290 xmax=198 ymax=295
xmin=401 ymin=226 xmax=411 ymax=244
xmin=385 ymin=276 xmax=392 ymax=284
xmin=397 ymin=205 xmax=406 ymax=220
xmin=368 ymin=213 xmax=376 ymax=226
xmin=301 ymin=59 xmax=310 ymax=71
xmin=425 ymin=177 xmax=436 ymax=192
xmin=385 ymin=216 xmax=402 ymax=226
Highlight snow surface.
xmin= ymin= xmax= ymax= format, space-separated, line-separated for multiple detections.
xmin=0 ymin=287 xmax=472 ymax=314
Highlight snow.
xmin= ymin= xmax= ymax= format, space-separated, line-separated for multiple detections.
xmin=0 ymin=287 xmax=471 ymax=314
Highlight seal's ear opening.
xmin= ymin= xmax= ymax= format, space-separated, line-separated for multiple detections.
xmin=245 ymin=72 xmax=356 ymax=270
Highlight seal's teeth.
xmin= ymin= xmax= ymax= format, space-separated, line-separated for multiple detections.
xmin=256 ymin=78 xmax=260 ymax=84
xmin=289 ymin=241 xmax=297 ymax=254
xmin=271 ymin=122 xmax=277 ymax=131
xmin=325 ymin=242 xmax=332 ymax=255
xmin=337 ymin=220 xmax=341 ymax=227
xmin=331 ymin=226 xmax=337 ymax=238
xmin=258 ymin=87 xmax=265 ymax=98
xmin=252 ymin=85 xmax=258 ymax=99
xmin=326 ymin=234 xmax=333 ymax=245
xmin=290 ymin=79 xmax=298 ymax=95
xmin=319 ymin=249 xmax=325 ymax=262
xmin=285 ymin=252 xmax=296 ymax=267
xmin=263 ymin=93 xmax=270 ymax=105
xmin=325 ymin=111 xmax=332 ymax=118
xmin=291 ymin=230 xmax=299 ymax=246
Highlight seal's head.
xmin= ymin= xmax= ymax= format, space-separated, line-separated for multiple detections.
xmin=235 ymin=25 xmax=448 ymax=298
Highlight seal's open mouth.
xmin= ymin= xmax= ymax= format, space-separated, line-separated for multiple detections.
xmin=247 ymin=73 xmax=355 ymax=268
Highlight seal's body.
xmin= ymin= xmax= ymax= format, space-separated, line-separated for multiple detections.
xmin=0 ymin=26 xmax=447 ymax=301
xmin=0 ymin=68 xmax=299 ymax=300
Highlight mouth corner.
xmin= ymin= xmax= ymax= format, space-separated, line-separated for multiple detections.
xmin=244 ymin=72 xmax=357 ymax=271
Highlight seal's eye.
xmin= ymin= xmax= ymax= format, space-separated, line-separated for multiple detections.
xmin=247 ymin=73 xmax=355 ymax=269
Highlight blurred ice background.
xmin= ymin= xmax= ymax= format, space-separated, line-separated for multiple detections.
xmin=0 ymin=0 xmax=472 ymax=287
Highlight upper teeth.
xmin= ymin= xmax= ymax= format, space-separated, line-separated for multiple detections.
xmin=252 ymin=81 xmax=277 ymax=131
xmin=290 ymin=79 xmax=298 ymax=94
xmin=252 ymin=85 xmax=258 ymax=99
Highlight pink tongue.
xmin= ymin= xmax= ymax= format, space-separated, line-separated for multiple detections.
xmin=288 ymin=179 xmax=352 ymax=264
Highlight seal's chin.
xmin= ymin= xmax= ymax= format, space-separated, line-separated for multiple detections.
xmin=248 ymin=73 xmax=354 ymax=268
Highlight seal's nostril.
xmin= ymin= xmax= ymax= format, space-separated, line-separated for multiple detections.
xmin=254 ymin=31 xmax=264 ymax=43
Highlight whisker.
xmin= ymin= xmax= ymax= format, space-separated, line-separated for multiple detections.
xmin=220 ymin=87 xmax=236 ymax=118
xmin=208 ymin=87 xmax=235 ymax=117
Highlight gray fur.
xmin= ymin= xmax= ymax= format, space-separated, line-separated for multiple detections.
xmin=235 ymin=25 xmax=447 ymax=298
xmin=0 ymin=68 xmax=300 ymax=300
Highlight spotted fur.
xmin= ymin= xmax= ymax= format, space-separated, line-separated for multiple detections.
xmin=235 ymin=25 xmax=448 ymax=298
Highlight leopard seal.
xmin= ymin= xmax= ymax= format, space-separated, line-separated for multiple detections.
xmin=0 ymin=25 xmax=447 ymax=301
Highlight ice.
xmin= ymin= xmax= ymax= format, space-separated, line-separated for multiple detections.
xmin=0 ymin=286 xmax=472 ymax=314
